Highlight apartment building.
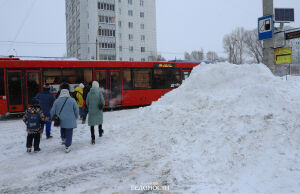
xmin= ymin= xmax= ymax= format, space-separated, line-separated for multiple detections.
xmin=65 ymin=0 xmax=157 ymax=61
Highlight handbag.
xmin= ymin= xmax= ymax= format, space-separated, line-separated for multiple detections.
xmin=98 ymin=103 xmax=104 ymax=110
xmin=98 ymin=91 xmax=104 ymax=110
xmin=53 ymin=98 xmax=68 ymax=127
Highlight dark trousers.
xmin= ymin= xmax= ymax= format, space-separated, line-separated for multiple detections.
xmin=90 ymin=125 xmax=103 ymax=140
xmin=26 ymin=133 xmax=40 ymax=149
xmin=82 ymin=107 xmax=88 ymax=121
xmin=60 ymin=128 xmax=73 ymax=147
xmin=41 ymin=113 xmax=52 ymax=137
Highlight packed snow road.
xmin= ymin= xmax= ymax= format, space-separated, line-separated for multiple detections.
xmin=1 ymin=63 xmax=300 ymax=193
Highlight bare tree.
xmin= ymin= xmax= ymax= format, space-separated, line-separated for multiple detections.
xmin=206 ymin=51 xmax=219 ymax=61
xmin=223 ymin=27 xmax=246 ymax=64
xmin=184 ymin=50 xmax=204 ymax=61
xmin=184 ymin=52 xmax=191 ymax=60
xmin=244 ymin=29 xmax=263 ymax=63
xmin=153 ymin=54 xmax=166 ymax=61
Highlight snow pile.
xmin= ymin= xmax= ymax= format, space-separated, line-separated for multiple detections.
xmin=111 ymin=63 xmax=300 ymax=193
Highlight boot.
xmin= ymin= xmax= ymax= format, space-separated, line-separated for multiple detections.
xmin=91 ymin=138 xmax=95 ymax=144
xmin=98 ymin=125 xmax=104 ymax=137
xmin=27 ymin=147 xmax=32 ymax=152
xmin=65 ymin=146 xmax=71 ymax=153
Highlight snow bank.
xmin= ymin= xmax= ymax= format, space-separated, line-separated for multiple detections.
xmin=112 ymin=63 xmax=300 ymax=193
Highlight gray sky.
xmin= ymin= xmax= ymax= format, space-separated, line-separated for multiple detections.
xmin=0 ymin=0 xmax=299 ymax=60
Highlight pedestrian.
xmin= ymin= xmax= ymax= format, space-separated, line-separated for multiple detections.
xmin=82 ymin=82 xmax=92 ymax=124
xmin=23 ymin=98 xmax=48 ymax=153
xmin=73 ymin=83 xmax=84 ymax=120
xmin=35 ymin=83 xmax=56 ymax=139
xmin=50 ymin=83 xmax=79 ymax=153
xmin=86 ymin=81 xmax=105 ymax=144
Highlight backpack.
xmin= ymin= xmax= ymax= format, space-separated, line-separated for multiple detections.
xmin=26 ymin=111 xmax=41 ymax=130
xmin=72 ymin=91 xmax=79 ymax=102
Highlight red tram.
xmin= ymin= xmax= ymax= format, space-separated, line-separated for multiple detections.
xmin=0 ymin=58 xmax=199 ymax=115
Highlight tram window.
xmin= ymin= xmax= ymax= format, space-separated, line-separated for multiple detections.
xmin=44 ymin=69 xmax=62 ymax=84
xmin=44 ymin=68 xmax=84 ymax=84
xmin=0 ymin=69 xmax=4 ymax=96
xmin=133 ymin=69 xmax=152 ymax=89
xmin=95 ymin=71 xmax=107 ymax=89
xmin=123 ymin=69 xmax=132 ymax=90
xmin=153 ymin=69 xmax=181 ymax=89
xmin=62 ymin=69 xmax=84 ymax=84
xmin=84 ymin=69 xmax=93 ymax=83
xmin=27 ymin=72 xmax=40 ymax=104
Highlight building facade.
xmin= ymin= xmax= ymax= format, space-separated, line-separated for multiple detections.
xmin=65 ymin=0 xmax=157 ymax=61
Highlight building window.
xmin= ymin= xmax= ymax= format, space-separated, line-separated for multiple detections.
xmin=128 ymin=0 xmax=132 ymax=5
xmin=141 ymin=58 xmax=145 ymax=61
xmin=99 ymin=16 xmax=115 ymax=24
xmin=119 ymin=57 xmax=123 ymax=61
xmin=129 ymin=34 xmax=134 ymax=40
xmin=129 ymin=58 xmax=134 ymax=61
xmin=99 ymin=29 xmax=116 ymax=37
xmin=118 ymin=21 xmax=122 ymax=27
xmin=119 ymin=46 xmax=122 ymax=52
xmin=119 ymin=8 xmax=122 ymax=15
xmin=141 ymin=35 xmax=145 ymax=41
xmin=140 ymin=24 xmax=144 ymax=29
xmin=119 ymin=33 xmax=122 ymax=40
xmin=129 ymin=46 xmax=134 ymax=52
xmin=128 ymin=22 xmax=133 ymax=28
xmin=128 ymin=10 xmax=133 ymax=16
xmin=140 ymin=12 xmax=144 ymax=18
xmin=98 ymin=3 xmax=115 ymax=11
xmin=141 ymin=47 xmax=145 ymax=52
xmin=140 ymin=0 xmax=144 ymax=6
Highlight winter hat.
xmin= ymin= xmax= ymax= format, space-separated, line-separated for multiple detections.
xmin=43 ymin=83 xmax=50 ymax=91
xmin=79 ymin=83 xmax=85 ymax=89
xmin=60 ymin=82 xmax=70 ymax=90
xmin=30 ymin=98 xmax=39 ymax=106
xmin=43 ymin=83 xmax=50 ymax=89
xmin=92 ymin=81 xmax=99 ymax=88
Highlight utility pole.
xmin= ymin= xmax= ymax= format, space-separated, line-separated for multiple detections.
xmin=262 ymin=0 xmax=274 ymax=72
xmin=96 ymin=38 xmax=98 ymax=60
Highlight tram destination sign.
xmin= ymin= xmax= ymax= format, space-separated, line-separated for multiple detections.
xmin=286 ymin=30 xmax=300 ymax=40
xmin=153 ymin=63 xmax=175 ymax=68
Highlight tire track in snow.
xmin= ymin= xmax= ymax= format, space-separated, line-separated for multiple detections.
xmin=1 ymin=158 xmax=138 ymax=194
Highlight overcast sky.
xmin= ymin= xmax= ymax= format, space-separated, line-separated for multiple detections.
xmin=0 ymin=0 xmax=299 ymax=60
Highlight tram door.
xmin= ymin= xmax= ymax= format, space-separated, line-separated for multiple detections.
xmin=109 ymin=70 xmax=121 ymax=106
xmin=7 ymin=70 xmax=24 ymax=112
xmin=182 ymin=70 xmax=191 ymax=82
xmin=26 ymin=71 xmax=41 ymax=106
xmin=95 ymin=69 xmax=122 ymax=107
xmin=95 ymin=70 xmax=108 ymax=105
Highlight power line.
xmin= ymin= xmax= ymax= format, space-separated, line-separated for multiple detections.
xmin=7 ymin=0 xmax=37 ymax=54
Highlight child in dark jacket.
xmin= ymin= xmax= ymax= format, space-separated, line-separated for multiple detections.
xmin=23 ymin=98 xmax=48 ymax=153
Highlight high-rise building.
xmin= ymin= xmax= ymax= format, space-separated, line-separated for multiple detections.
xmin=65 ymin=0 xmax=157 ymax=61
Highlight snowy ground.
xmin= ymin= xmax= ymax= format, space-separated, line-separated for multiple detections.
xmin=1 ymin=63 xmax=300 ymax=194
